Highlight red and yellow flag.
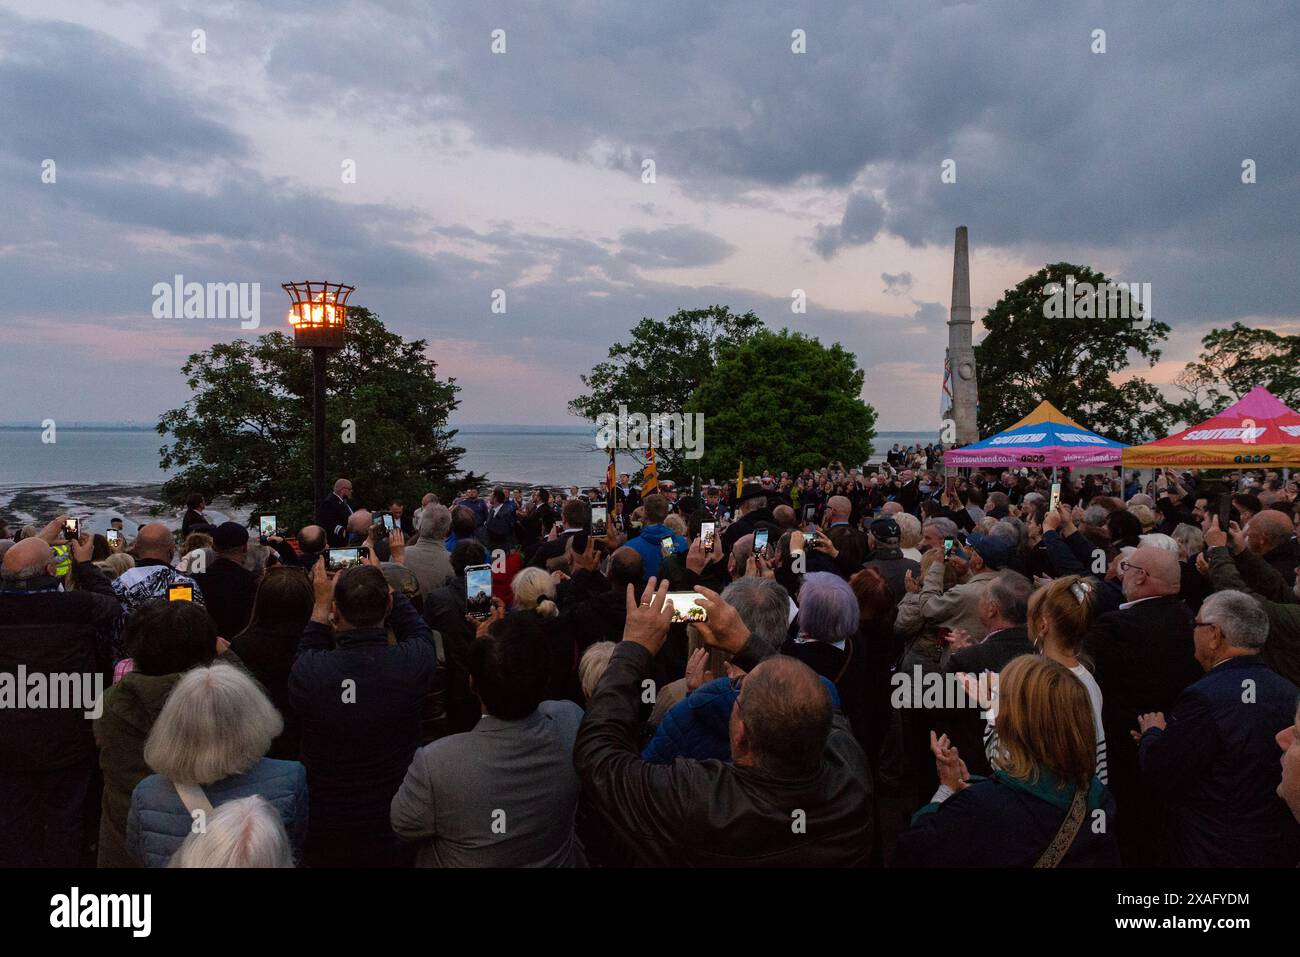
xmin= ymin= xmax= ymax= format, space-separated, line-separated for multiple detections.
xmin=605 ymin=446 xmax=617 ymax=498
xmin=642 ymin=444 xmax=659 ymax=494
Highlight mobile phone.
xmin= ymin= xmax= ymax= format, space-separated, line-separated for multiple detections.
xmin=661 ymin=537 xmax=676 ymax=558
xmin=1048 ymin=482 xmax=1061 ymax=512
xmin=106 ymin=529 xmax=122 ymax=547
xmin=1216 ymin=493 xmax=1232 ymax=532
xmin=325 ymin=547 xmax=364 ymax=572
xmin=167 ymin=583 xmax=193 ymax=602
xmin=591 ymin=504 xmax=607 ymax=536
xmin=665 ymin=591 xmax=707 ymax=624
xmin=753 ymin=528 xmax=770 ymax=554
xmin=381 ymin=514 xmax=397 ymax=530
xmin=803 ymin=505 xmax=817 ymax=523
xmin=259 ymin=515 xmax=277 ymax=537
xmin=944 ymin=537 xmax=956 ymax=557
xmin=701 ymin=521 xmax=717 ymax=553
xmin=62 ymin=518 xmax=80 ymax=541
xmin=465 ymin=564 xmax=493 ymax=620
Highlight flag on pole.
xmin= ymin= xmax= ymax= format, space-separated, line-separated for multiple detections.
xmin=605 ymin=445 xmax=617 ymax=499
xmin=940 ymin=348 xmax=954 ymax=420
xmin=642 ymin=444 xmax=659 ymax=494
xmin=735 ymin=461 xmax=744 ymax=497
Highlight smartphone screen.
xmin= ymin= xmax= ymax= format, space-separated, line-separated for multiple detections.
xmin=63 ymin=518 xmax=80 ymax=541
xmin=106 ymin=529 xmax=122 ymax=546
xmin=701 ymin=521 xmax=716 ymax=553
xmin=665 ymin=591 xmax=707 ymax=623
xmin=661 ymin=537 xmax=676 ymax=558
xmin=381 ymin=514 xmax=397 ymax=530
xmin=167 ymin=583 xmax=193 ymax=602
xmin=465 ymin=564 xmax=493 ymax=619
xmin=1048 ymin=482 xmax=1061 ymax=512
xmin=591 ymin=504 xmax=607 ymax=536
xmin=944 ymin=537 xmax=956 ymax=557
xmin=753 ymin=528 xmax=770 ymax=553
xmin=259 ymin=515 xmax=277 ymax=537
xmin=326 ymin=547 xmax=362 ymax=572
xmin=803 ymin=505 xmax=817 ymax=523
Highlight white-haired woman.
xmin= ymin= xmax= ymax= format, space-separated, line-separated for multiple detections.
xmin=511 ymin=565 xmax=559 ymax=618
xmin=126 ymin=662 xmax=308 ymax=867
xmin=169 ymin=795 xmax=295 ymax=868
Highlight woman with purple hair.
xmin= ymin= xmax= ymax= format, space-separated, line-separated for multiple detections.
xmin=782 ymin=572 xmax=869 ymax=750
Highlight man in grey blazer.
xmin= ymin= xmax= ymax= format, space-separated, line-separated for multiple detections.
xmin=404 ymin=504 xmax=456 ymax=598
xmin=390 ymin=614 xmax=584 ymax=866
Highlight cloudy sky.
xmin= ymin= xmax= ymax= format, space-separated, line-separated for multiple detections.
xmin=2 ymin=0 xmax=1297 ymax=430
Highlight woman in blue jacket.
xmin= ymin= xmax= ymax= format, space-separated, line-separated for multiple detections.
xmin=127 ymin=662 xmax=308 ymax=867
xmin=894 ymin=655 xmax=1119 ymax=867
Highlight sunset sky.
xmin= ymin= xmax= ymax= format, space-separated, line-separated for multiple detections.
xmin=2 ymin=0 xmax=1298 ymax=430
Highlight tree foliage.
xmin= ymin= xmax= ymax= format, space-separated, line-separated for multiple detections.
xmin=973 ymin=263 xmax=1174 ymax=444
xmin=1170 ymin=322 xmax=1300 ymax=423
xmin=158 ymin=306 xmax=479 ymax=530
xmin=684 ymin=329 xmax=877 ymax=479
xmin=568 ymin=306 xmax=763 ymax=479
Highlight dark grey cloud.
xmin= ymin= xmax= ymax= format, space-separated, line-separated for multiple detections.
xmin=813 ymin=191 xmax=885 ymax=258
xmin=616 ymin=226 xmax=736 ymax=269
xmin=0 ymin=16 xmax=243 ymax=169
xmin=3 ymin=1 xmax=1298 ymax=428
xmin=882 ymin=271 xmax=914 ymax=295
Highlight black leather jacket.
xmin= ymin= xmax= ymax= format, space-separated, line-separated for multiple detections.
xmin=573 ymin=637 xmax=873 ymax=866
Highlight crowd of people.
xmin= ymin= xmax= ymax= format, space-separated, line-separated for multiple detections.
xmin=3 ymin=458 xmax=1300 ymax=868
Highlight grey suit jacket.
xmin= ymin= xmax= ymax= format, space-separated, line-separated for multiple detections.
xmin=404 ymin=540 xmax=456 ymax=598
xmin=390 ymin=700 xmax=585 ymax=867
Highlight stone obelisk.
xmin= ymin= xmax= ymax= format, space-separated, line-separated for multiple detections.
xmin=947 ymin=225 xmax=979 ymax=445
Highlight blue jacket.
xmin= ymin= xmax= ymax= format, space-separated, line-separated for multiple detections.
xmin=126 ymin=758 xmax=308 ymax=867
xmin=626 ymin=525 xmax=688 ymax=586
xmin=643 ymin=676 xmax=841 ymax=765
xmin=1139 ymin=655 xmax=1300 ymax=867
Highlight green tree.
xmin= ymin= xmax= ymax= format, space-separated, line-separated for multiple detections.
xmin=158 ymin=306 xmax=480 ymax=531
xmin=569 ymin=305 xmax=764 ymax=479
xmin=1171 ymin=322 xmax=1300 ymax=423
xmin=684 ymin=329 xmax=876 ymax=479
xmin=974 ymin=263 xmax=1173 ymax=444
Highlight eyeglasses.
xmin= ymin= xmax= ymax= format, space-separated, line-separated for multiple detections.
xmin=1119 ymin=561 xmax=1146 ymax=575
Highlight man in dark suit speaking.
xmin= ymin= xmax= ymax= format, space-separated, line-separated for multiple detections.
xmin=319 ymin=477 xmax=355 ymax=547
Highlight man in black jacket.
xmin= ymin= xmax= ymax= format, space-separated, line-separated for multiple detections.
xmin=528 ymin=498 xmax=588 ymax=569
xmin=1246 ymin=509 xmax=1299 ymax=589
xmin=574 ymin=579 xmax=873 ymax=866
xmin=193 ymin=522 xmax=258 ymax=638
xmin=318 ymin=477 xmax=355 ymax=547
xmin=290 ymin=553 xmax=438 ymax=867
xmin=563 ymin=545 xmax=642 ymax=650
xmin=0 ymin=525 xmax=122 ymax=867
xmin=1084 ymin=545 xmax=1201 ymax=866
xmin=721 ymin=484 xmax=777 ymax=558
xmin=424 ymin=540 xmax=488 ymax=734
xmin=1137 ymin=590 xmax=1300 ymax=867
xmin=862 ymin=518 xmax=920 ymax=603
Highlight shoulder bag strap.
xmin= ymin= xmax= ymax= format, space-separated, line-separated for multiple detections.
xmin=173 ymin=781 xmax=215 ymax=816
xmin=1033 ymin=787 xmax=1088 ymax=868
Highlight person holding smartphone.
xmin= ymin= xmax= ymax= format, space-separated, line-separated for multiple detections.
xmin=290 ymin=552 xmax=437 ymax=867
xmin=0 ymin=521 xmax=121 ymax=867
